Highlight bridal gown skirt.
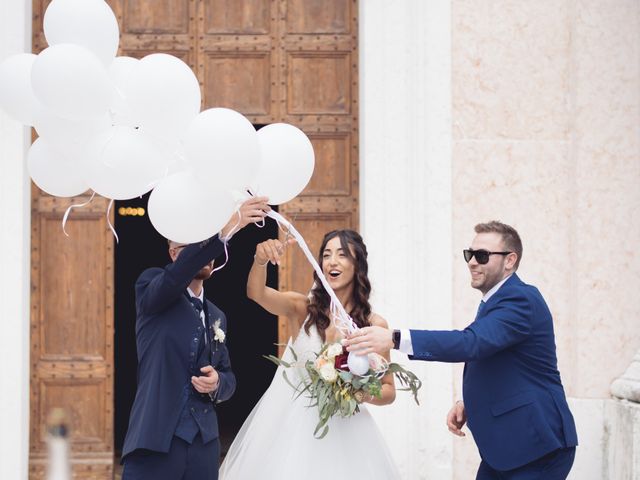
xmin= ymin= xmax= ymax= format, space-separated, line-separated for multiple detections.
xmin=219 ymin=364 xmax=401 ymax=479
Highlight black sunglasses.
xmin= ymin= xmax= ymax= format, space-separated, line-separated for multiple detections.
xmin=463 ymin=249 xmax=512 ymax=265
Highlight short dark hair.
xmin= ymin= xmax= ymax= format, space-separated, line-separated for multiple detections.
xmin=474 ymin=221 xmax=523 ymax=270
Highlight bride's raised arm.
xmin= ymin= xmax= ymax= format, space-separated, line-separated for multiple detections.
xmin=247 ymin=238 xmax=308 ymax=323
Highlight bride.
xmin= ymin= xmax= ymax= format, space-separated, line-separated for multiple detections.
xmin=220 ymin=229 xmax=401 ymax=479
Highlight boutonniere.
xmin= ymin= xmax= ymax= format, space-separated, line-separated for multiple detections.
xmin=213 ymin=319 xmax=226 ymax=344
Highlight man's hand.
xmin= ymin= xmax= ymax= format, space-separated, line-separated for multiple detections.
xmin=343 ymin=326 xmax=393 ymax=355
xmin=446 ymin=401 xmax=467 ymax=437
xmin=220 ymin=196 xmax=270 ymax=239
xmin=191 ymin=365 xmax=219 ymax=394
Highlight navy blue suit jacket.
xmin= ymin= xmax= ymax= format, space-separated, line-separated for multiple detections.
xmin=122 ymin=237 xmax=236 ymax=459
xmin=409 ymin=274 xmax=577 ymax=471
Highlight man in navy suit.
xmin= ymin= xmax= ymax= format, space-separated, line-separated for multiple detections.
xmin=345 ymin=221 xmax=578 ymax=479
xmin=122 ymin=196 xmax=269 ymax=480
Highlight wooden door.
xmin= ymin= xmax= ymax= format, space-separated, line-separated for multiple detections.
xmin=30 ymin=0 xmax=358 ymax=477
xmin=191 ymin=0 xmax=359 ymax=343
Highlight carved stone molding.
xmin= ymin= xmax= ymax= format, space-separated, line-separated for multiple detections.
xmin=611 ymin=350 xmax=640 ymax=403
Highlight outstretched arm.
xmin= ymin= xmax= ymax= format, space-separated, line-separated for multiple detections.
xmin=136 ymin=239 xmax=224 ymax=316
xmin=345 ymin=290 xmax=532 ymax=362
xmin=247 ymin=238 xmax=308 ymax=323
xmin=136 ymin=196 xmax=270 ymax=316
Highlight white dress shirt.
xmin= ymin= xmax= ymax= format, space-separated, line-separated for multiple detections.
xmin=187 ymin=286 xmax=207 ymax=342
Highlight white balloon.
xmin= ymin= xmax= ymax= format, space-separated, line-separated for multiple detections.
xmin=252 ymin=123 xmax=315 ymax=205
xmin=31 ymin=44 xmax=112 ymax=121
xmin=85 ymin=126 xmax=172 ymax=200
xmin=33 ymin=103 xmax=111 ymax=153
xmin=183 ymin=108 xmax=259 ymax=191
xmin=108 ymin=56 xmax=140 ymax=127
xmin=108 ymin=56 xmax=139 ymax=84
xmin=44 ymin=0 xmax=119 ymax=67
xmin=27 ymin=137 xmax=89 ymax=197
xmin=148 ymin=171 xmax=236 ymax=244
xmin=125 ymin=53 xmax=201 ymax=142
xmin=347 ymin=352 xmax=370 ymax=376
xmin=0 ymin=53 xmax=39 ymax=125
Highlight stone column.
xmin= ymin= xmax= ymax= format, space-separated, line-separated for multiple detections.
xmin=605 ymin=352 xmax=640 ymax=479
xmin=360 ymin=1 xmax=453 ymax=478
xmin=0 ymin=1 xmax=32 ymax=479
xmin=611 ymin=351 xmax=640 ymax=403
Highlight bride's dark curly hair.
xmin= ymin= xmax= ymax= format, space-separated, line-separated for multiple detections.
xmin=305 ymin=229 xmax=372 ymax=342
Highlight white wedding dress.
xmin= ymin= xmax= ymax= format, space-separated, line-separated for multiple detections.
xmin=219 ymin=321 xmax=401 ymax=479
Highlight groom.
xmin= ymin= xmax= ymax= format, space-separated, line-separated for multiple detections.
xmin=121 ymin=196 xmax=269 ymax=480
xmin=345 ymin=221 xmax=578 ymax=479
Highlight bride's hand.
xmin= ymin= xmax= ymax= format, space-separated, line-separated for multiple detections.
xmin=254 ymin=238 xmax=297 ymax=266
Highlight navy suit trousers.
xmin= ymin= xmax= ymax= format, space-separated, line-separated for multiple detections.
xmin=476 ymin=447 xmax=575 ymax=480
xmin=122 ymin=434 xmax=220 ymax=480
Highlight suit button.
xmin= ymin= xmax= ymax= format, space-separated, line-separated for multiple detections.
xmin=204 ymin=409 xmax=208 ymax=413
xmin=190 ymin=407 xmax=195 ymax=413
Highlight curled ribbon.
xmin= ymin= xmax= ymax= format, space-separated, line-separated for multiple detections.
xmin=62 ymin=191 xmax=96 ymax=237
xmin=106 ymin=199 xmax=119 ymax=244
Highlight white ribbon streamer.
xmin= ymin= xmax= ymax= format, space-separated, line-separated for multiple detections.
xmin=62 ymin=191 xmax=96 ymax=237
xmin=106 ymin=199 xmax=119 ymax=244
xmin=267 ymin=210 xmax=357 ymax=335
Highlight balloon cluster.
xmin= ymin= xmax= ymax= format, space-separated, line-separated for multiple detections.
xmin=0 ymin=0 xmax=315 ymax=243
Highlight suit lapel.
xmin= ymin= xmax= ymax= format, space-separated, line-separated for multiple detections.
xmin=479 ymin=273 xmax=521 ymax=317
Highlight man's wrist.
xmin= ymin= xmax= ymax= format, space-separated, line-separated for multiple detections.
xmin=392 ymin=329 xmax=401 ymax=350
xmin=208 ymin=380 xmax=220 ymax=402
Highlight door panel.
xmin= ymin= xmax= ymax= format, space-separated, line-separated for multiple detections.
xmin=30 ymin=1 xmax=358 ymax=476
xmin=29 ymin=193 xmax=114 ymax=479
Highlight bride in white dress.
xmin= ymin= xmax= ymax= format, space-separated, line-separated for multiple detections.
xmin=220 ymin=229 xmax=400 ymax=479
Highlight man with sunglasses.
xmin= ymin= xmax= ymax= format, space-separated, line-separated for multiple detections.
xmin=345 ymin=221 xmax=577 ymax=479
xmin=121 ymin=196 xmax=270 ymax=480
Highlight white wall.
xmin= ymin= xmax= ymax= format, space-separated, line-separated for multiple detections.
xmin=450 ymin=0 xmax=640 ymax=477
xmin=360 ymin=1 xmax=454 ymax=478
xmin=0 ymin=0 xmax=32 ymax=478
xmin=361 ymin=0 xmax=640 ymax=478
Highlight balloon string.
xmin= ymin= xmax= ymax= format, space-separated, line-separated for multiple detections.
xmin=266 ymin=211 xmax=356 ymax=334
xmin=106 ymin=199 xmax=119 ymax=244
xmin=211 ymin=239 xmax=229 ymax=275
xmin=219 ymin=207 xmax=242 ymax=243
xmin=209 ymin=200 xmax=271 ymax=277
xmin=211 ymin=206 xmax=242 ymax=275
xmin=62 ymin=191 xmax=96 ymax=237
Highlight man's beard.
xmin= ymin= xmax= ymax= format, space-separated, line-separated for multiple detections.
xmin=194 ymin=263 xmax=214 ymax=280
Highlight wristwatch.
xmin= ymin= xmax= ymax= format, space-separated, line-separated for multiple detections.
xmin=392 ymin=329 xmax=401 ymax=350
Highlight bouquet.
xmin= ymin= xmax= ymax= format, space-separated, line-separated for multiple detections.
xmin=266 ymin=342 xmax=422 ymax=438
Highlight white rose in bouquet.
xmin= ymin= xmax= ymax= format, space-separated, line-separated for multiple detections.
xmin=326 ymin=343 xmax=343 ymax=358
xmin=318 ymin=362 xmax=338 ymax=383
